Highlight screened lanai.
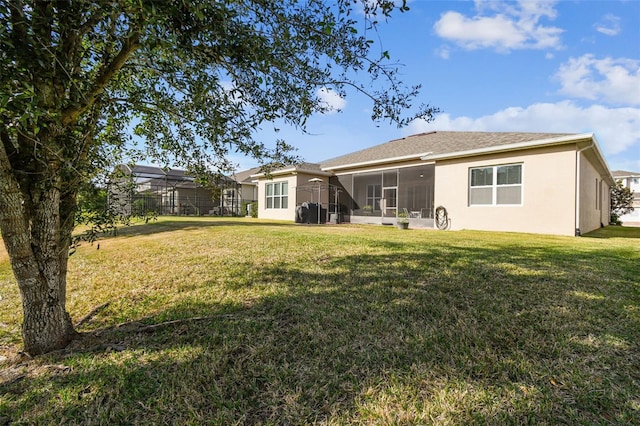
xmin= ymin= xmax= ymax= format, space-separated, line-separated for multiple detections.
xmin=330 ymin=164 xmax=435 ymax=226
xmin=110 ymin=165 xmax=241 ymax=216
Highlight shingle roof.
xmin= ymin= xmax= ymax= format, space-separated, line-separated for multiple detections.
xmin=118 ymin=164 xmax=247 ymax=190
xmin=231 ymin=167 xmax=261 ymax=184
xmin=123 ymin=164 xmax=192 ymax=180
xmin=612 ymin=170 xmax=640 ymax=177
xmin=293 ymin=162 xmax=324 ymax=173
xmin=320 ymin=131 xmax=574 ymax=169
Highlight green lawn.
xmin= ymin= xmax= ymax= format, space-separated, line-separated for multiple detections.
xmin=1 ymin=218 xmax=639 ymax=424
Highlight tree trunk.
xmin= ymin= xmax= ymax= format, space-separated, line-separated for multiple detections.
xmin=0 ymin=141 xmax=77 ymax=355
xmin=19 ymin=190 xmax=77 ymax=355
xmin=19 ymin=263 xmax=76 ymax=355
xmin=7 ymin=192 xmax=77 ymax=354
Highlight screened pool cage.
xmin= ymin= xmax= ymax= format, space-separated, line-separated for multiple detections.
xmin=327 ymin=165 xmax=436 ymax=227
xmin=109 ymin=165 xmax=242 ymax=217
xmin=293 ymin=166 xmax=436 ymax=226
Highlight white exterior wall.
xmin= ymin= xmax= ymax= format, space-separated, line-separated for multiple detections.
xmin=434 ymin=145 xmax=578 ymax=236
xmin=257 ymin=172 xmax=331 ymax=221
xmin=619 ymin=208 xmax=640 ymax=224
xmin=625 ymin=176 xmax=640 ymax=194
xmin=257 ymin=175 xmax=298 ymax=220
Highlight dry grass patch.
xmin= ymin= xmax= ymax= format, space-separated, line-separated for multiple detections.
xmin=1 ymin=218 xmax=639 ymax=424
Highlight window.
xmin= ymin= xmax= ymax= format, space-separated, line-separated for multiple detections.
xmin=366 ymin=184 xmax=381 ymax=210
xmin=596 ymin=179 xmax=602 ymax=210
xmin=469 ymin=167 xmax=493 ymax=205
xmin=265 ymin=182 xmax=288 ymax=209
xmin=469 ymin=164 xmax=522 ymax=206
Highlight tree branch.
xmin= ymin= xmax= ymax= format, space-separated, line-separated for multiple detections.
xmin=75 ymin=301 xmax=111 ymax=328
xmin=8 ymin=0 xmax=28 ymax=46
xmin=61 ymin=31 xmax=141 ymax=126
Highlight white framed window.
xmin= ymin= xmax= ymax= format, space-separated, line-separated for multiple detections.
xmin=265 ymin=181 xmax=288 ymax=209
xmin=469 ymin=164 xmax=522 ymax=206
xmin=366 ymin=184 xmax=381 ymax=210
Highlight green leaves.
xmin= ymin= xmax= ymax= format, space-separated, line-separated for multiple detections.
xmin=3 ymin=0 xmax=436 ymax=181
xmin=1 ymin=0 xmax=438 ymax=251
xmin=610 ymin=179 xmax=635 ymax=220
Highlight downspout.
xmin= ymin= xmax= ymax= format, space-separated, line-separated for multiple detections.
xmin=574 ymin=142 xmax=594 ymax=236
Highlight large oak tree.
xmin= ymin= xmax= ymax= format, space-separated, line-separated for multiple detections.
xmin=0 ymin=0 xmax=436 ymax=355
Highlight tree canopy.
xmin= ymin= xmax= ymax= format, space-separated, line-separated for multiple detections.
xmin=0 ymin=0 xmax=436 ymax=354
xmin=610 ymin=179 xmax=635 ymax=224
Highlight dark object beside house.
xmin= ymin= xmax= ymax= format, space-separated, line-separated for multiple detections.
xmin=295 ymin=203 xmax=309 ymax=223
xmin=306 ymin=203 xmax=326 ymax=224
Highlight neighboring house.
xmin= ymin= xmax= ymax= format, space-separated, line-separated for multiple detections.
xmin=252 ymin=131 xmax=614 ymax=236
xmin=612 ymin=170 xmax=640 ymax=225
xmin=110 ymin=165 xmax=221 ymax=216
xmin=228 ymin=167 xmax=261 ymax=216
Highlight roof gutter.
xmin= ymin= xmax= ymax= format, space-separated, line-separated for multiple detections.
xmin=421 ymin=133 xmax=596 ymax=161
xmin=251 ymin=167 xmax=333 ymax=179
xmin=588 ymin=133 xmax=615 ymax=185
xmin=321 ymin=152 xmax=433 ymax=172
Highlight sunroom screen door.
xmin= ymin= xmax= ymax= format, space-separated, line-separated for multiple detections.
xmin=383 ymin=187 xmax=397 ymax=217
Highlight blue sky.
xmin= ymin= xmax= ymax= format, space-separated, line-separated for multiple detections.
xmin=235 ymin=0 xmax=640 ymax=173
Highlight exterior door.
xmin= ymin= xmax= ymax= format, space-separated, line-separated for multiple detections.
xmin=383 ymin=187 xmax=397 ymax=217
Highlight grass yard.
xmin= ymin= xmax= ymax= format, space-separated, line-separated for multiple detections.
xmin=1 ymin=217 xmax=639 ymax=424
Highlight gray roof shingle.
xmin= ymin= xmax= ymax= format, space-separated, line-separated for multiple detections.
xmin=612 ymin=170 xmax=640 ymax=177
xmin=231 ymin=167 xmax=262 ymax=184
xmin=320 ymin=131 xmax=574 ymax=169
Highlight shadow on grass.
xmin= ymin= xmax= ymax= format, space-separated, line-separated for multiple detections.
xmin=2 ymin=239 xmax=639 ymax=424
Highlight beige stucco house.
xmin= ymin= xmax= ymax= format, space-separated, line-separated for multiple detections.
xmin=252 ymin=131 xmax=614 ymax=236
xmin=251 ymin=163 xmax=334 ymax=221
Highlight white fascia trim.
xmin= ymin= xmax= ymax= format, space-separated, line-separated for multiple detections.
xmin=250 ymin=168 xmax=333 ymax=179
xmin=321 ymin=152 xmax=433 ymax=172
xmin=589 ymin=134 xmax=615 ymax=185
xmin=421 ymin=133 xmax=595 ymax=161
xmin=250 ymin=167 xmax=296 ymax=178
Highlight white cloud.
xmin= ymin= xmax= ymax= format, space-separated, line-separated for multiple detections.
xmin=433 ymin=0 xmax=563 ymax=52
xmin=555 ymin=55 xmax=640 ymax=106
xmin=317 ymin=88 xmax=346 ymax=114
xmin=594 ymin=14 xmax=621 ymax=36
xmin=435 ymin=45 xmax=451 ymax=60
xmin=406 ymin=101 xmax=640 ymax=156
